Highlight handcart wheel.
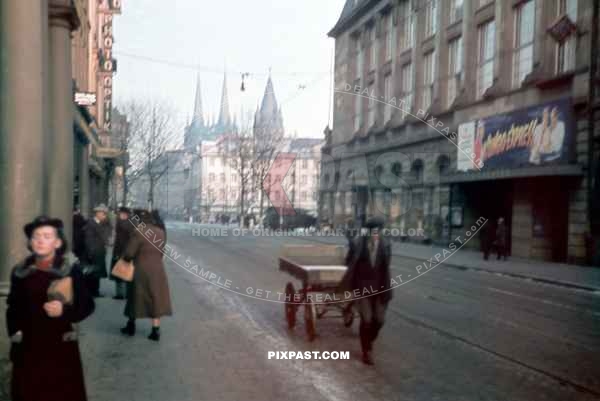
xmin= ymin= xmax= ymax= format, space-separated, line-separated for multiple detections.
xmin=284 ymin=282 xmax=297 ymax=329
xmin=342 ymin=303 xmax=354 ymax=327
xmin=305 ymin=298 xmax=316 ymax=342
xmin=316 ymin=304 xmax=327 ymax=319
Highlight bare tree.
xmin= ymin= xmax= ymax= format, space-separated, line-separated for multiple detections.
xmin=220 ymin=118 xmax=255 ymax=226
xmin=253 ymin=123 xmax=286 ymax=223
xmin=119 ymin=99 xmax=180 ymax=210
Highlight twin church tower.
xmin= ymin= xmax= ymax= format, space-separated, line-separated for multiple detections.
xmin=183 ymin=71 xmax=285 ymax=148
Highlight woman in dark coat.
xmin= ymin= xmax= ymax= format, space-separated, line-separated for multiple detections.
xmin=110 ymin=207 xmax=133 ymax=299
xmin=120 ymin=209 xmax=172 ymax=341
xmin=6 ymin=216 xmax=95 ymax=401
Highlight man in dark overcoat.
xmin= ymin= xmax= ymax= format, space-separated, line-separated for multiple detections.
xmin=340 ymin=216 xmax=392 ymax=365
xmin=72 ymin=207 xmax=87 ymax=261
xmin=83 ymin=204 xmax=112 ymax=297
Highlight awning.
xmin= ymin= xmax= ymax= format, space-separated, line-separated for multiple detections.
xmin=74 ymin=105 xmax=99 ymax=147
xmin=440 ymin=164 xmax=584 ymax=184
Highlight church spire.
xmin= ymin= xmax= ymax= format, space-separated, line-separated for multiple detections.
xmin=217 ymin=71 xmax=231 ymax=129
xmin=254 ymin=74 xmax=284 ymax=139
xmin=193 ymin=71 xmax=204 ymax=127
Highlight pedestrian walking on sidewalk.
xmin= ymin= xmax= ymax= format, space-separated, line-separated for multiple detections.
xmin=83 ymin=204 xmax=112 ymax=297
xmin=339 ymin=216 xmax=392 ymax=366
xmin=496 ymin=217 xmax=508 ymax=261
xmin=110 ymin=207 xmax=133 ymax=300
xmin=7 ymin=216 xmax=95 ymax=401
xmin=481 ymin=218 xmax=496 ymax=261
xmin=120 ymin=209 xmax=173 ymax=341
xmin=72 ymin=207 xmax=87 ymax=261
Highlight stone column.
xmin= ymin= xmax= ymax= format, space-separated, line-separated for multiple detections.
xmin=47 ymin=1 xmax=79 ymax=242
xmin=0 ymin=0 xmax=48 ymax=294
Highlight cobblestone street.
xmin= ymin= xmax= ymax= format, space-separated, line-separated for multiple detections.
xmin=74 ymin=223 xmax=600 ymax=401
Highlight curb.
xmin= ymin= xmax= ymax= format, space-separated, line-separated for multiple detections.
xmin=390 ymin=252 xmax=600 ymax=293
xmin=295 ymin=234 xmax=600 ymax=294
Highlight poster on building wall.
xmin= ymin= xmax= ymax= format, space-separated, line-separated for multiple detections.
xmin=457 ymin=98 xmax=573 ymax=171
xmin=457 ymin=121 xmax=476 ymax=171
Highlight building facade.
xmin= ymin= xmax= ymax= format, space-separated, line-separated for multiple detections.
xmin=179 ymin=74 xmax=324 ymax=223
xmin=265 ymin=138 xmax=324 ymax=216
xmin=0 ymin=0 xmax=124 ymax=293
xmin=322 ymin=0 xmax=600 ymax=264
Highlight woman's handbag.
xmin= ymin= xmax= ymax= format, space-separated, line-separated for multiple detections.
xmin=47 ymin=276 xmax=74 ymax=305
xmin=111 ymin=258 xmax=135 ymax=282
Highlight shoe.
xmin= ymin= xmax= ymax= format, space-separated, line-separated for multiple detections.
xmin=112 ymin=295 xmax=124 ymax=300
xmin=148 ymin=327 xmax=160 ymax=342
xmin=120 ymin=320 xmax=135 ymax=336
xmin=362 ymin=351 xmax=374 ymax=366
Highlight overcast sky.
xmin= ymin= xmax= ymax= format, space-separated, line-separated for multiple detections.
xmin=114 ymin=0 xmax=346 ymax=140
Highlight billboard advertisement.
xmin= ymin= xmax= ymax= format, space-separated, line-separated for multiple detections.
xmin=457 ymin=98 xmax=573 ymax=171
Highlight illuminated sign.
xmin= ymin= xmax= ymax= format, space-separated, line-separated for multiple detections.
xmin=74 ymin=92 xmax=97 ymax=106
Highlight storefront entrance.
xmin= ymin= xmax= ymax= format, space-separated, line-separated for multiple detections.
xmin=460 ymin=180 xmax=514 ymax=255
xmin=454 ymin=177 xmax=570 ymax=262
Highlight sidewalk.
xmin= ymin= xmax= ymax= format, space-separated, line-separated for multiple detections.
xmin=295 ymin=233 xmax=600 ymax=293
xmin=391 ymin=242 xmax=600 ymax=293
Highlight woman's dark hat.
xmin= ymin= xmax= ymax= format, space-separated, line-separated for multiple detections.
xmin=24 ymin=216 xmax=64 ymax=238
xmin=118 ymin=206 xmax=131 ymax=214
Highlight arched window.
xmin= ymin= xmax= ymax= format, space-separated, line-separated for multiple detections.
xmin=374 ymin=165 xmax=384 ymax=179
xmin=334 ymin=172 xmax=340 ymax=184
xmin=411 ymin=159 xmax=424 ymax=183
xmin=437 ymin=155 xmax=450 ymax=176
xmin=323 ymin=174 xmax=330 ymax=185
xmin=391 ymin=162 xmax=402 ymax=176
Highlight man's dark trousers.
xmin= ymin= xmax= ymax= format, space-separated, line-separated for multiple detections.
xmin=357 ymin=296 xmax=388 ymax=353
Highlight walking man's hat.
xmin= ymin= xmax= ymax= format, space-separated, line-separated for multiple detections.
xmin=93 ymin=203 xmax=109 ymax=213
xmin=364 ymin=216 xmax=385 ymax=230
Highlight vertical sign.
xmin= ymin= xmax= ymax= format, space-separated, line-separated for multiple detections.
xmin=97 ymin=1 xmax=121 ymax=133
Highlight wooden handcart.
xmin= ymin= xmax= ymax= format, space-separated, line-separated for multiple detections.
xmin=279 ymin=244 xmax=355 ymax=341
